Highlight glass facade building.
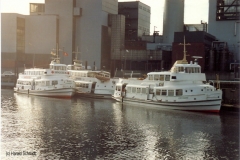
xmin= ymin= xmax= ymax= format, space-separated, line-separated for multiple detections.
xmin=118 ymin=1 xmax=150 ymax=41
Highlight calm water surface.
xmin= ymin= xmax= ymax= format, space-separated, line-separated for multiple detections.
xmin=1 ymin=89 xmax=239 ymax=159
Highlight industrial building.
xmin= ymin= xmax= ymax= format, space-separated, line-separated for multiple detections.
xmin=1 ymin=0 xmax=239 ymax=78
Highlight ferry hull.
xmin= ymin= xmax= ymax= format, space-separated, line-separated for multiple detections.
xmin=113 ymin=97 xmax=221 ymax=113
xmin=76 ymin=92 xmax=113 ymax=99
xmin=14 ymin=88 xmax=75 ymax=98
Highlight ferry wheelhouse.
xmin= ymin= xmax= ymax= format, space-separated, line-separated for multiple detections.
xmin=113 ymin=38 xmax=222 ymax=113
xmin=14 ymin=57 xmax=75 ymax=98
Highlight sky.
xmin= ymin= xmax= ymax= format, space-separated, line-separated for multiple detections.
xmin=1 ymin=0 xmax=209 ymax=34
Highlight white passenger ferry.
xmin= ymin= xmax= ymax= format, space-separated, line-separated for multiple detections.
xmin=14 ymin=57 xmax=75 ymax=98
xmin=67 ymin=58 xmax=116 ymax=98
xmin=113 ymin=38 xmax=222 ymax=113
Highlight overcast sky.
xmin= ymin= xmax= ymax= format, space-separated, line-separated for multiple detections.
xmin=1 ymin=0 xmax=209 ymax=34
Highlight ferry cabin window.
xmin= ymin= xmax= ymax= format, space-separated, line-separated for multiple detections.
xmin=137 ymin=88 xmax=141 ymax=93
xmin=168 ymin=90 xmax=174 ymax=96
xmin=165 ymin=75 xmax=170 ymax=81
xmin=127 ymin=87 xmax=131 ymax=93
xmin=132 ymin=87 xmax=136 ymax=93
xmin=52 ymin=81 xmax=58 ymax=85
xmin=82 ymin=84 xmax=89 ymax=88
xmin=142 ymin=88 xmax=146 ymax=94
xmin=156 ymin=89 xmax=161 ymax=95
xmin=178 ymin=67 xmax=184 ymax=72
xmin=176 ymin=89 xmax=183 ymax=96
xmin=162 ymin=90 xmax=167 ymax=96
xmin=154 ymin=75 xmax=160 ymax=80
xmin=149 ymin=75 xmax=153 ymax=80
xmin=116 ymin=86 xmax=121 ymax=91
xmin=46 ymin=81 xmax=50 ymax=86
xmin=149 ymin=88 xmax=154 ymax=94
xmin=160 ymin=75 xmax=164 ymax=81
xmin=171 ymin=76 xmax=176 ymax=79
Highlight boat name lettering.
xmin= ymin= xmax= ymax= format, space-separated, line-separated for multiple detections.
xmin=54 ymin=71 xmax=66 ymax=74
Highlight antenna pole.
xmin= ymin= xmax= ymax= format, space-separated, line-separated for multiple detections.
xmin=179 ymin=35 xmax=191 ymax=62
xmin=56 ymin=43 xmax=59 ymax=59
xmin=73 ymin=46 xmax=81 ymax=61
xmin=183 ymin=36 xmax=186 ymax=61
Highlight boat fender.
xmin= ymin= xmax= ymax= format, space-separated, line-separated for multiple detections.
xmin=28 ymin=89 xmax=29 ymax=94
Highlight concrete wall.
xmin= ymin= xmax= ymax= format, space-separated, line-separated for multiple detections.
xmin=163 ymin=0 xmax=184 ymax=44
xmin=25 ymin=15 xmax=58 ymax=55
xmin=45 ymin=0 xmax=74 ymax=64
xmin=102 ymin=0 xmax=118 ymax=14
xmin=1 ymin=13 xmax=19 ymax=54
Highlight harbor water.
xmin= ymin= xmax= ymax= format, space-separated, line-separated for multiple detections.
xmin=1 ymin=89 xmax=239 ymax=159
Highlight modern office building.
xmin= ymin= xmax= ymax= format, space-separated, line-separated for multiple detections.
xmin=118 ymin=1 xmax=151 ymax=41
xmin=1 ymin=0 xmax=118 ymax=72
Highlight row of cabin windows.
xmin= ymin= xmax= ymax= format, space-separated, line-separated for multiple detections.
xmin=156 ymin=89 xmax=183 ymax=96
xmin=24 ymin=71 xmax=45 ymax=75
xmin=126 ymin=87 xmax=183 ymax=96
xmin=35 ymin=81 xmax=52 ymax=86
xmin=17 ymin=81 xmax=32 ymax=85
xmin=18 ymin=80 xmax=58 ymax=86
xmin=185 ymin=67 xmax=200 ymax=73
xmin=70 ymin=72 xmax=96 ymax=78
xmin=174 ymin=67 xmax=200 ymax=73
xmin=126 ymin=87 xmax=148 ymax=94
xmin=71 ymin=72 xmax=87 ymax=77
xmin=76 ymin=83 xmax=89 ymax=88
xmin=149 ymin=75 xmax=170 ymax=81
xmin=97 ymin=73 xmax=110 ymax=78
xmin=50 ymin=66 xmax=66 ymax=70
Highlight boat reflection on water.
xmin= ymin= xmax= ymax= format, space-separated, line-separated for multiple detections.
xmin=1 ymin=89 xmax=239 ymax=159
xmin=111 ymin=103 xmax=227 ymax=159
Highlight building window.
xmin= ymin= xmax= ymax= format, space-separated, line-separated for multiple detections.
xmin=30 ymin=3 xmax=45 ymax=13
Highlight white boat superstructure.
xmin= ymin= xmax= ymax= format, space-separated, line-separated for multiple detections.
xmin=113 ymin=37 xmax=222 ymax=113
xmin=14 ymin=56 xmax=75 ymax=98
xmin=66 ymin=51 xmax=117 ymax=98
xmin=67 ymin=63 xmax=116 ymax=98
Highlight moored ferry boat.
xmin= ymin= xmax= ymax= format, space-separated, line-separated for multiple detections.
xmin=67 ymin=57 xmax=116 ymax=99
xmin=14 ymin=55 xmax=75 ymax=98
xmin=112 ymin=38 xmax=222 ymax=113
xmin=1 ymin=71 xmax=16 ymax=88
